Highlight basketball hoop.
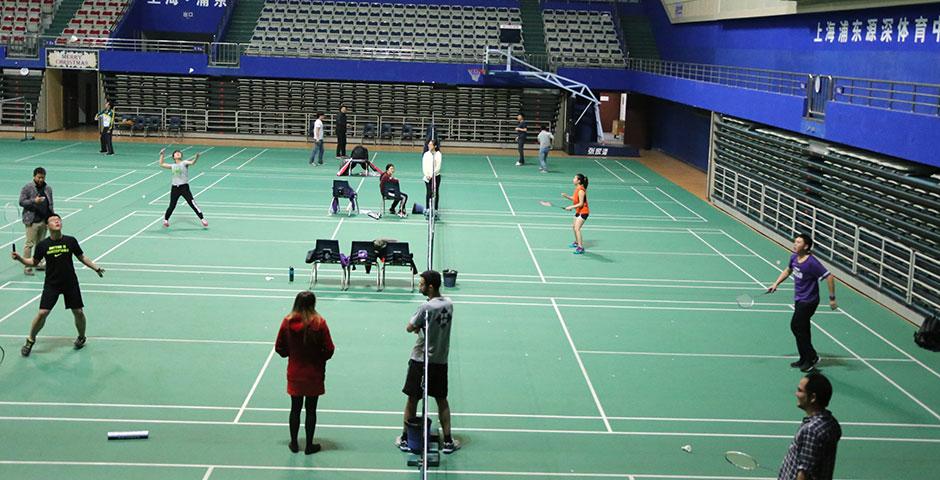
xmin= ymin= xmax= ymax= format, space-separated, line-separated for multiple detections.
xmin=467 ymin=68 xmax=482 ymax=82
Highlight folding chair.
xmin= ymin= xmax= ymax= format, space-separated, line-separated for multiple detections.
xmin=330 ymin=179 xmax=358 ymax=216
xmin=347 ymin=240 xmax=381 ymax=290
xmin=380 ymin=242 xmax=417 ymax=291
xmin=305 ymin=239 xmax=348 ymax=290
xmin=380 ymin=181 xmax=407 ymax=218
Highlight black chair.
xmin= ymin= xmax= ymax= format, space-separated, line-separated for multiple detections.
xmin=401 ymin=123 xmax=414 ymax=143
xmin=380 ymin=242 xmax=417 ymax=291
xmin=380 ymin=180 xmax=408 ymax=217
xmin=380 ymin=122 xmax=393 ymax=140
xmin=167 ymin=116 xmax=182 ymax=136
xmin=330 ymin=179 xmax=358 ymax=216
xmin=362 ymin=123 xmax=376 ymax=141
xmin=348 ymin=240 xmax=381 ymax=290
xmin=305 ymin=239 xmax=348 ymax=290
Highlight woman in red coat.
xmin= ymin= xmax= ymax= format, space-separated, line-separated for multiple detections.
xmin=275 ymin=291 xmax=335 ymax=454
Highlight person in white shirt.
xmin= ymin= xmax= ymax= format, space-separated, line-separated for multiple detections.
xmin=422 ymin=139 xmax=442 ymax=218
xmin=158 ymin=148 xmax=207 ymax=228
xmin=309 ymin=112 xmax=325 ymax=165
xmin=94 ymin=100 xmax=115 ymax=155
xmin=537 ymin=125 xmax=554 ymax=173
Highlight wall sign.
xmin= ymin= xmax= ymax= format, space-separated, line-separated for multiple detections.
xmin=46 ymin=49 xmax=99 ymax=70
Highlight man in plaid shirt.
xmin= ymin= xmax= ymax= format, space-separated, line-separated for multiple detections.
xmin=779 ymin=373 xmax=842 ymax=480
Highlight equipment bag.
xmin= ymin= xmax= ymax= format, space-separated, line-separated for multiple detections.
xmin=914 ymin=312 xmax=940 ymax=352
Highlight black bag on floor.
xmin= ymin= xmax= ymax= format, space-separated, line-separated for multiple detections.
xmin=914 ymin=312 xmax=940 ymax=352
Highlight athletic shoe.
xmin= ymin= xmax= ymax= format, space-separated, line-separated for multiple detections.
xmin=442 ymin=440 xmax=461 ymax=454
xmin=574 ymin=247 xmax=585 ymax=255
xmin=201 ymin=219 xmax=209 ymax=227
xmin=74 ymin=336 xmax=86 ymax=350
xmin=21 ymin=338 xmax=34 ymax=357
xmin=800 ymin=356 xmax=820 ymax=373
xmin=515 ymin=161 xmax=523 ymax=166
xmin=569 ymin=242 xmax=579 ymax=248
xmin=539 ymin=168 xmax=548 ymax=173
xmin=398 ymin=211 xmax=406 ymax=218
xmin=394 ymin=435 xmax=410 ymax=452
xmin=24 ymin=268 xmax=34 ymax=276
xmin=36 ymin=262 xmax=45 ymax=271
xmin=163 ymin=219 xmax=169 ymax=228
xmin=305 ymin=443 xmax=321 ymax=455
xmin=789 ymin=360 xmax=803 ymax=368
xmin=389 ymin=208 xmax=397 ymax=214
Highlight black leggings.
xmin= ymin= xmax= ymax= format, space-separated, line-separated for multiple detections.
xmin=791 ymin=300 xmax=819 ymax=363
xmin=425 ymin=175 xmax=441 ymax=211
xmin=289 ymin=395 xmax=319 ymax=446
xmin=388 ymin=191 xmax=408 ymax=212
xmin=165 ymin=184 xmax=204 ymax=220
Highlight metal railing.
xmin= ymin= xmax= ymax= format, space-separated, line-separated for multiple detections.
xmin=0 ymin=97 xmax=34 ymax=127
xmin=711 ymin=162 xmax=940 ymax=315
xmin=110 ymin=107 xmax=533 ymax=145
xmin=832 ymin=76 xmax=940 ymax=117
xmin=627 ymin=57 xmax=806 ymax=96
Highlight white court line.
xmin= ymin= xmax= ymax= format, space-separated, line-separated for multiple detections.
xmin=594 ymin=159 xmax=625 ymax=182
xmin=0 ymin=294 xmax=41 ymax=325
xmin=656 ymin=187 xmax=706 ymax=222
xmin=0 ymin=334 xmax=271 ymax=346
xmin=14 ymin=142 xmax=81 ymax=162
xmin=632 ymin=187 xmax=676 ymax=221
xmin=719 ymin=230 xmax=940 ymax=381
xmin=499 ymin=182 xmax=516 ymax=216
xmin=4 ymin=398 xmax=939 ymax=429
xmin=533 ymin=247 xmax=753 ymax=258
xmin=94 ymin=217 xmax=163 ymax=261
xmin=688 ymin=230 xmax=764 ymax=286
xmin=614 ymin=160 xmax=650 ymax=183
xmin=486 ymin=155 xmax=499 ymax=178
xmin=81 ymin=211 xmax=137 ymax=243
xmin=235 ymin=149 xmax=268 ymax=170
xmin=579 ymin=350 xmax=913 ymax=363
xmin=65 ymin=170 xmax=136 ymax=201
xmin=210 ymin=147 xmax=247 ymax=169
xmin=93 ymin=171 xmax=162 ymax=203
xmin=552 ymin=298 xmax=612 ymax=433
xmin=148 ymin=172 xmax=204 ymax=204
xmin=693 ymin=231 xmax=940 ymax=422
xmin=201 ymin=466 xmax=214 ymax=480
xmin=517 ymin=224 xmax=545 ymax=283
xmin=233 ymin=348 xmax=276 ymax=423
xmin=330 ymin=218 xmax=344 ymax=239
xmin=194 ymin=173 xmax=230 ymax=197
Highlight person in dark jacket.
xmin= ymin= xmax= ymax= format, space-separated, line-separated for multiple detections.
xmin=335 ymin=105 xmax=348 ymax=158
xmin=18 ymin=167 xmax=54 ymax=275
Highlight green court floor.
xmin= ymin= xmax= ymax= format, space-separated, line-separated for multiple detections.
xmin=0 ymin=139 xmax=938 ymax=479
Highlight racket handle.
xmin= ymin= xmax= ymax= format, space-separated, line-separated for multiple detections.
xmin=11 ymin=243 xmax=14 ymax=253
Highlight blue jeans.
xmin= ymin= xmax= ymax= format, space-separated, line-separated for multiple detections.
xmin=538 ymin=147 xmax=550 ymax=170
xmin=310 ymin=140 xmax=324 ymax=164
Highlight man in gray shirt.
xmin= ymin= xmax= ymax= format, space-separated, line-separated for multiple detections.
xmin=537 ymin=124 xmax=554 ymax=173
xmin=396 ymin=270 xmax=460 ymax=454
xmin=18 ymin=167 xmax=53 ymax=275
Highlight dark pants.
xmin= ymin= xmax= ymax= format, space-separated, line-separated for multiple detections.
xmin=336 ymin=132 xmax=347 ymax=157
xmin=289 ymin=395 xmax=319 ymax=447
xmin=517 ymin=140 xmax=525 ymax=163
xmin=791 ymin=300 xmax=819 ymax=364
xmin=100 ymin=131 xmax=113 ymax=154
xmin=165 ymin=184 xmax=204 ymax=220
xmin=424 ymin=175 xmax=441 ymax=211
xmin=387 ymin=191 xmax=408 ymax=212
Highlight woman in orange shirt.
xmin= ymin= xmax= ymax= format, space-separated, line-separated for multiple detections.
xmin=562 ymin=173 xmax=589 ymax=254
xmin=275 ymin=291 xmax=335 ymax=454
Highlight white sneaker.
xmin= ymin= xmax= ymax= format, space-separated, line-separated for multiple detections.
xmin=201 ymin=219 xmax=209 ymax=227
xmin=163 ymin=219 xmax=169 ymax=228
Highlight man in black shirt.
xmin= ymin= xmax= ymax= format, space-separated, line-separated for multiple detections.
xmin=514 ymin=113 xmax=528 ymax=166
xmin=335 ymin=105 xmax=348 ymax=158
xmin=11 ymin=213 xmax=105 ymax=357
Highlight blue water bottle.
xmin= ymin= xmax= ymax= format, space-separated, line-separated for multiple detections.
xmin=289 ymin=266 xmax=294 ymax=282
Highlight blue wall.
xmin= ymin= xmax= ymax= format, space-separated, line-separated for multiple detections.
xmin=117 ymin=0 xmax=235 ymax=39
xmin=648 ymin=98 xmax=710 ymax=171
xmin=644 ymin=2 xmax=940 ymax=84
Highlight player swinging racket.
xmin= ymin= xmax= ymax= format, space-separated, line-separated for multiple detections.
xmin=159 ymin=148 xmax=208 ymax=228
xmin=11 ymin=213 xmax=105 ymax=356
xmin=767 ymin=233 xmax=837 ymax=372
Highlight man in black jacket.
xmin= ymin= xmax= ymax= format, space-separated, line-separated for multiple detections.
xmin=18 ymin=167 xmax=53 ymax=276
xmin=335 ymin=105 xmax=348 ymax=158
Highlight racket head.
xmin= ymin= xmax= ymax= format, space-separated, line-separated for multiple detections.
xmin=735 ymin=293 xmax=755 ymax=308
xmin=538 ymin=200 xmax=553 ymax=207
xmin=724 ymin=451 xmax=759 ymax=470
xmin=3 ymin=202 xmax=19 ymax=224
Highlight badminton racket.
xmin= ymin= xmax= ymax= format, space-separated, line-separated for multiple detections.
xmin=735 ymin=291 xmax=770 ymax=308
xmin=724 ymin=450 xmax=759 ymax=470
xmin=3 ymin=202 xmax=19 ymax=252
xmin=538 ymin=200 xmax=565 ymax=210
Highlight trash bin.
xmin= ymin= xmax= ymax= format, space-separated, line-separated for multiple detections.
xmin=405 ymin=416 xmax=434 ymax=453
xmin=442 ymin=269 xmax=457 ymax=288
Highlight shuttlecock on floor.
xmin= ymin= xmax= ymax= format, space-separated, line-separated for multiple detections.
xmin=681 ymin=445 xmax=692 ymax=453
xmin=264 ymin=276 xmax=274 ymax=281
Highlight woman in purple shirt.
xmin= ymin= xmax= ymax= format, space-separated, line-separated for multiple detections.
xmin=768 ymin=234 xmax=837 ymax=372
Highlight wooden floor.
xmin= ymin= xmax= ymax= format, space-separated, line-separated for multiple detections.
xmin=0 ymin=127 xmax=708 ymax=199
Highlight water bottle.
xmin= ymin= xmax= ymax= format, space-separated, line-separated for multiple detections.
xmin=289 ymin=266 xmax=294 ymax=283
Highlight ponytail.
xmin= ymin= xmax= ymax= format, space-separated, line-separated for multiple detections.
xmin=576 ymin=173 xmax=589 ymax=188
